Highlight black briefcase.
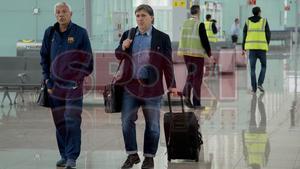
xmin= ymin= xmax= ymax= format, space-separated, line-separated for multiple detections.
xmin=103 ymin=83 xmax=123 ymax=113
xmin=36 ymin=82 xmax=51 ymax=108
xmin=103 ymin=58 xmax=124 ymax=113
xmin=164 ymin=92 xmax=203 ymax=162
xmin=37 ymin=27 xmax=55 ymax=108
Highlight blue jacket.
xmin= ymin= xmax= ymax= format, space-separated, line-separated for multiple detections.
xmin=40 ymin=22 xmax=93 ymax=88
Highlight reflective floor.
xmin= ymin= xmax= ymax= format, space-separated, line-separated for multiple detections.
xmin=0 ymin=46 xmax=300 ymax=169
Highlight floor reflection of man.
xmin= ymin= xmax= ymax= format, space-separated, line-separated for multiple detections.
xmin=243 ymin=94 xmax=270 ymax=169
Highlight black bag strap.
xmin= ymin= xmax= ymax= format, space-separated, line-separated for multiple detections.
xmin=46 ymin=26 xmax=55 ymax=63
xmin=43 ymin=26 xmax=55 ymax=85
xmin=111 ymin=59 xmax=124 ymax=84
xmin=111 ymin=27 xmax=136 ymax=84
xmin=48 ymin=26 xmax=55 ymax=51
xmin=127 ymin=27 xmax=136 ymax=40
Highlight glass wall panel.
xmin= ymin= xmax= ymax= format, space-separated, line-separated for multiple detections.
xmin=90 ymin=0 xmax=133 ymax=51
xmin=0 ymin=0 xmax=84 ymax=56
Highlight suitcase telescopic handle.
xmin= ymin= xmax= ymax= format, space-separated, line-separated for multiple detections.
xmin=167 ymin=91 xmax=185 ymax=114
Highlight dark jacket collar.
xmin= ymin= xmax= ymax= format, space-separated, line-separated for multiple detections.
xmin=53 ymin=21 xmax=73 ymax=33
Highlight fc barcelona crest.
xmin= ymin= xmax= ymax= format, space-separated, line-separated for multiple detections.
xmin=67 ymin=36 xmax=75 ymax=44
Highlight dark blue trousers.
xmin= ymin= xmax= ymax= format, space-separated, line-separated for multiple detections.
xmin=50 ymin=85 xmax=83 ymax=160
xmin=249 ymin=50 xmax=267 ymax=92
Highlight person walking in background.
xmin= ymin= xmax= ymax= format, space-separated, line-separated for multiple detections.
xmin=178 ymin=5 xmax=213 ymax=109
xmin=40 ymin=2 xmax=93 ymax=169
xmin=242 ymin=6 xmax=271 ymax=94
xmin=231 ymin=18 xmax=240 ymax=45
xmin=115 ymin=4 xmax=177 ymax=169
xmin=204 ymin=14 xmax=218 ymax=43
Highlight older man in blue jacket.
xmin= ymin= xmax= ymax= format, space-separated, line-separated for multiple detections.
xmin=40 ymin=2 xmax=93 ymax=169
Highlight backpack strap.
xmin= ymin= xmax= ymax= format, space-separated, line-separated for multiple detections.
xmin=127 ymin=27 xmax=136 ymax=40
xmin=47 ymin=26 xmax=55 ymax=56
xmin=44 ymin=26 xmax=55 ymax=82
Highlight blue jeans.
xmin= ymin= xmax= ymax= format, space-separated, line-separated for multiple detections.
xmin=121 ymin=89 xmax=162 ymax=157
xmin=249 ymin=50 xmax=267 ymax=92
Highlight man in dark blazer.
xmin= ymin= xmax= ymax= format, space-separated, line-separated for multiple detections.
xmin=115 ymin=4 xmax=177 ymax=169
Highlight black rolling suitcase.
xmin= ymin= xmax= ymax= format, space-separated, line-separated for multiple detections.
xmin=164 ymin=92 xmax=203 ymax=162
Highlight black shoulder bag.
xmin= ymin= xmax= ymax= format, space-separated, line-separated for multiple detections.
xmin=103 ymin=59 xmax=124 ymax=113
xmin=103 ymin=27 xmax=136 ymax=113
xmin=37 ymin=27 xmax=55 ymax=108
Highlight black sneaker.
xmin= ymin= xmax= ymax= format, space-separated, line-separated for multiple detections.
xmin=65 ymin=159 xmax=76 ymax=169
xmin=141 ymin=157 xmax=154 ymax=169
xmin=121 ymin=153 xmax=140 ymax=169
xmin=183 ymin=98 xmax=194 ymax=108
xmin=257 ymin=85 xmax=265 ymax=93
xmin=56 ymin=158 xmax=66 ymax=167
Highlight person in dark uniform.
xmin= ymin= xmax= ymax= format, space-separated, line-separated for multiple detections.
xmin=40 ymin=2 xmax=93 ymax=169
xmin=204 ymin=14 xmax=218 ymax=43
xmin=115 ymin=4 xmax=177 ymax=169
xmin=178 ymin=5 xmax=212 ymax=109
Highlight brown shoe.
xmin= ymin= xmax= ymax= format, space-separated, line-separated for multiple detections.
xmin=141 ymin=157 xmax=154 ymax=169
xmin=121 ymin=153 xmax=140 ymax=169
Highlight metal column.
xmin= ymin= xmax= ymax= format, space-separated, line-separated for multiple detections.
xmin=295 ymin=0 xmax=300 ymax=47
xmin=84 ymin=0 xmax=92 ymax=36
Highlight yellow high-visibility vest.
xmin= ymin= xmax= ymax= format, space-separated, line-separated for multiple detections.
xmin=245 ymin=18 xmax=269 ymax=51
xmin=178 ymin=18 xmax=208 ymax=58
xmin=204 ymin=21 xmax=218 ymax=43
xmin=244 ymin=132 xmax=268 ymax=167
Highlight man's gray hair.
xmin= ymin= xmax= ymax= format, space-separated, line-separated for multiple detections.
xmin=54 ymin=2 xmax=72 ymax=14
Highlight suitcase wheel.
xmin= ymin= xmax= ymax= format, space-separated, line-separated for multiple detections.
xmin=195 ymin=149 xmax=200 ymax=162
